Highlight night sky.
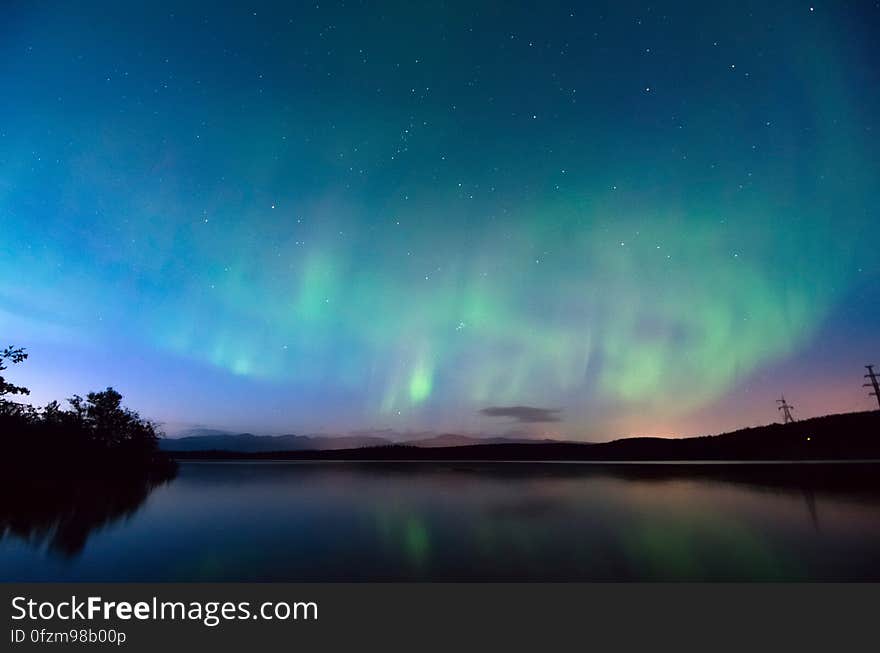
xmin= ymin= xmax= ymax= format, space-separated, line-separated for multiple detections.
xmin=2 ymin=1 xmax=878 ymax=439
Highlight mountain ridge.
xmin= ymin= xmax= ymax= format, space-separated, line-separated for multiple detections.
xmin=159 ymin=431 xmax=552 ymax=452
xmin=166 ymin=410 xmax=880 ymax=461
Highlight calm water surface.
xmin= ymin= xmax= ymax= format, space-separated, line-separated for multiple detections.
xmin=2 ymin=461 xmax=880 ymax=581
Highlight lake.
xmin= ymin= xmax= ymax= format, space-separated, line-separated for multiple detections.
xmin=2 ymin=461 xmax=880 ymax=581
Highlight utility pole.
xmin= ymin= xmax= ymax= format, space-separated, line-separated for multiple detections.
xmin=777 ymin=395 xmax=796 ymax=424
xmin=865 ymin=365 xmax=880 ymax=410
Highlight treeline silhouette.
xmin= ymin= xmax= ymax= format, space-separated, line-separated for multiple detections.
xmin=1 ymin=344 xmax=176 ymax=557
xmin=0 ymin=345 xmax=176 ymax=479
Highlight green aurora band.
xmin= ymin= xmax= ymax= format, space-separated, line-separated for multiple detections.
xmin=1 ymin=2 xmax=877 ymax=437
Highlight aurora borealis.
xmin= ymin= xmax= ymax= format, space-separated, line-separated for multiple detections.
xmin=1 ymin=1 xmax=878 ymax=439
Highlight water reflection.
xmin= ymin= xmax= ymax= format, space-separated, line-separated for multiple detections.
xmin=0 ymin=475 xmax=172 ymax=557
xmin=2 ymin=462 xmax=879 ymax=581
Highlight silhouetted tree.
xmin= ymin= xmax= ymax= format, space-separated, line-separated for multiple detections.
xmin=0 ymin=345 xmax=175 ymax=559
xmin=0 ymin=345 xmax=32 ymax=419
xmin=67 ymin=394 xmax=87 ymax=422
xmin=77 ymin=387 xmax=160 ymax=453
xmin=42 ymin=400 xmax=64 ymax=424
xmin=0 ymin=345 xmax=29 ymax=397
xmin=0 ymin=345 xmax=174 ymax=478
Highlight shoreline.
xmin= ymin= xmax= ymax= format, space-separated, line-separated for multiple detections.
xmin=165 ymin=410 xmax=880 ymax=463
xmin=174 ymin=457 xmax=880 ymax=465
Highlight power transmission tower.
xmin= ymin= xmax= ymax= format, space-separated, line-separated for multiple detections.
xmin=865 ymin=365 xmax=880 ymax=410
xmin=777 ymin=395 xmax=796 ymax=424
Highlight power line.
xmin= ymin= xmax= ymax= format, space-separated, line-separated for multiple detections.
xmin=865 ymin=364 xmax=880 ymax=410
xmin=776 ymin=394 xmax=796 ymax=424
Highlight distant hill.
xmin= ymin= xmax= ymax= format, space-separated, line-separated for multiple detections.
xmin=403 ymin=433 xmax=547 ymax=448
xmin=160 ymin=431 xmax=541 ymax=453
xmin=170 ymin=410 xmax=880 ymax=461
xmin=160 ymin=433 xmax=392 ymax=452
xmin=173 ymin=428 xmax=234 ymax=438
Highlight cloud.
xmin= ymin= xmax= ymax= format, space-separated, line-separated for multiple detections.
xmin=479 ymin=406 xmax=562 ymax=423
